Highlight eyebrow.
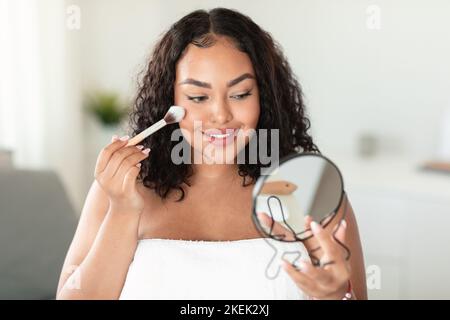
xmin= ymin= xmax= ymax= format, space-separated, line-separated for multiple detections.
xmin=178 ymin=73 xmax=255 ymax=89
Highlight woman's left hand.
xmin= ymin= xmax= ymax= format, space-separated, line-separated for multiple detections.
xmin=257 ymin=212 xmax=352 ymax=300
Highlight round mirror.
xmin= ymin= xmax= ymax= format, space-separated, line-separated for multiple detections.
xmin=252 ymin=153 xmax=345 ymax=242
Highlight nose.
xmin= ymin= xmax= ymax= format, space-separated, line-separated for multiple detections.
xmin=209 ymin=98 xmax=233 ymax=125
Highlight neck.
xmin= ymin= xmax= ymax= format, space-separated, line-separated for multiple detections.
xmin=191 ymin=162 xmax=240 ymax=185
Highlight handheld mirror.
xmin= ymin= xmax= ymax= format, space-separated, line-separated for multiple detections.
xmin=252 ymin=153 xmax=348 ymax=278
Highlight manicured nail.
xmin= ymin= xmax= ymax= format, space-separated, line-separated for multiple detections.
xmin=136 ymin=163 xmax=142 ymax=168
xmin=112 ymin=135 xmax=118 ymax=142
xmin=136 ymin=145 xmax=144 ymax=150
xmin=298 ymin=260 xmax=307 ymax=270
xmin=310 ymin=221 xmax=321 ymax=234
xmin=120 ymin=135 xmax=129 ymax=141
xmin=281 ymin=260 xmax=299 ymax=271
xmin=142 ymin=148 xmax=151 ymax=154
xmin=257 ymin=212 xmax=270 ymax=220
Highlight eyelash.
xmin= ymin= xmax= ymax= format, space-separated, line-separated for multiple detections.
xmin=187 ymin=91 xmax=252 ymax=103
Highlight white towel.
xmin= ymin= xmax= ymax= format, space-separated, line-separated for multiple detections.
xmin=119 ymin=237 xmax=311 ymax=300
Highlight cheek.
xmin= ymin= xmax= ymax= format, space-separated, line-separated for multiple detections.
xmin=177 ymin=106 xmax=209 ymax=147
xmin=179 ymin=106 xmax=208 ymax=130
xmin=233 ymin=99 xmax=260 ymax=129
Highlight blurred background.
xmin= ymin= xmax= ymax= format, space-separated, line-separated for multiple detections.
xmin=1 ymin=0 xmax=450 ymax=299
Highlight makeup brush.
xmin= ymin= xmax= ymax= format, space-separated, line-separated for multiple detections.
xmin=126 ymin=105 xmax=185 ymax=146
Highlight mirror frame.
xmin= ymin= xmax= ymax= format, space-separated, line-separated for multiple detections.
xmin=251 ymin=152 xmax=345 ymax=242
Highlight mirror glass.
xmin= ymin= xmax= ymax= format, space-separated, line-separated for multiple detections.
xmin=252 ymin=153 xmax=344 ymax=241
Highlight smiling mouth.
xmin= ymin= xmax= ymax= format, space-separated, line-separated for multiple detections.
xmin=202 ymin=129 xmax=240 ymax=139
xmin=204 ymin=132 xmax=234 ymax=139
xmin=201 ymin=128 xmax=241 ymax=145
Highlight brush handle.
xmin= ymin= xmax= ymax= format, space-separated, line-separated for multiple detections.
xmin=126 ymin=119 xmax=166 ymax=146
xmin=260 ymin=180 xmax=298 ymax=195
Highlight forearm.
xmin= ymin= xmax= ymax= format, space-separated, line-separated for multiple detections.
xmin=56 ymin=209 xmax=141 ymax=300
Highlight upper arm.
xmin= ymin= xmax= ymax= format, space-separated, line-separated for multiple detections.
xmin=56 ymin=180 xmax=110 ymax=296
xmin=340 ymin=195 xmax=367 ymax=299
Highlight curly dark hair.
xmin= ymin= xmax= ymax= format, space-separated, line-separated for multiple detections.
xmin=128 ymin=7 xmax=319 ymax=201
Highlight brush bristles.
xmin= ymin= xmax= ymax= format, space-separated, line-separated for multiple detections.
xmin=164 ymin=106 xmax=185 ymax=124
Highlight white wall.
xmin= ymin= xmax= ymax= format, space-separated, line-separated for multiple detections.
xmin=76 ymin=0 xmax=450 ymax=161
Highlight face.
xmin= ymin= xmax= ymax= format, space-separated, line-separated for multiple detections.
xmin=174 ymin=36 xmax=260 ymax=164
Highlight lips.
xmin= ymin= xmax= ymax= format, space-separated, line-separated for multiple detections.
xmin=203 ymin=128 xmax=239 ymax=138
xmin=202 ymin=128 xmax=240 ymax=146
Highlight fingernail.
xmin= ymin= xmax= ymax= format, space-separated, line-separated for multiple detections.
xmin=298 ymin=260 xmax=307 ymax=270
xmin=257 ymin=212 xmax=270 ymax=220
xmin=136 ymin=145 xmax=144 ymax=150
xmin=142 ymin=148 xmax=151 ymax=154
xmin=120 ymin=135 xmax=129 ymax=141
xmin=136 ymin=163 xmax=142 ymax=168
xmin=310 ymin=221 xmax=321 ymax=234
xmin=112 ymin=135 xmax=118 ymax=142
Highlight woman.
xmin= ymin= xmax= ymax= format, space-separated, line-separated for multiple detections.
xmin=56 ymin=8 xmax=367 ymax=300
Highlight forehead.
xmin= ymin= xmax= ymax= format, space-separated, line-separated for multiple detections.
xmin=175 ymin=37 xmax=255 ymax=83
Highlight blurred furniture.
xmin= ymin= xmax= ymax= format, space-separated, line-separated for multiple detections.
xmin=334 ymin=154 xmax=450 ymax=299
xmin=0 ymin=168 xmax=77 ymax=299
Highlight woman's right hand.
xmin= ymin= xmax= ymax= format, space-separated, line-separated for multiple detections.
xmin=94 ymin=135 xmax=151 ymax=214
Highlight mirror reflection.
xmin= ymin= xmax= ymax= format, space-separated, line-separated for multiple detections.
xmin=254 ymin=153 xmax=344 ymax=241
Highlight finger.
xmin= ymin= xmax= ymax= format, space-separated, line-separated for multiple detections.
xmin=303 ymin=215 xmax=313 ymax=238
xmin=102 ymin=145 xmax=144 ymax=179
xmin=297 ymin=260 xmax=333 ymax=285
xmin=112 ymin=148 xmax=150 ymax=184
xmin=122 ymin=163 xmax=142 ymax=192
xmin=257 ymin=212 xmax=296 ymax=241
xmin=304 ymin=215 xmax=313 ymax=230
xmin=94 ymin=135 xmax=129 ymax=176
xmin=281 ymin=259 xmax=317 ymax=293
xmin=331 ymin=220 xmax=350 ymax=275
xmin=310 ymin=221 xmax=341 ymax=264
xmin=321 ymin=214 xmax=334 ymax=226
xmin=308 ymin=221 xmax=347 ymax=258
xmin=333 ymin=219 xmax=347 ymax=246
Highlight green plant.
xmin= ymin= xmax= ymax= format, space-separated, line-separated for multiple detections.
xmin=86 ymin=91 xmax=129 ymax=126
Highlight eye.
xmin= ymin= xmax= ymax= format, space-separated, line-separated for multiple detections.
xmin=231 ymin=91 xmax=252 ymax=100
xmin=187 ymin=95 xmax=208 ymax=103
